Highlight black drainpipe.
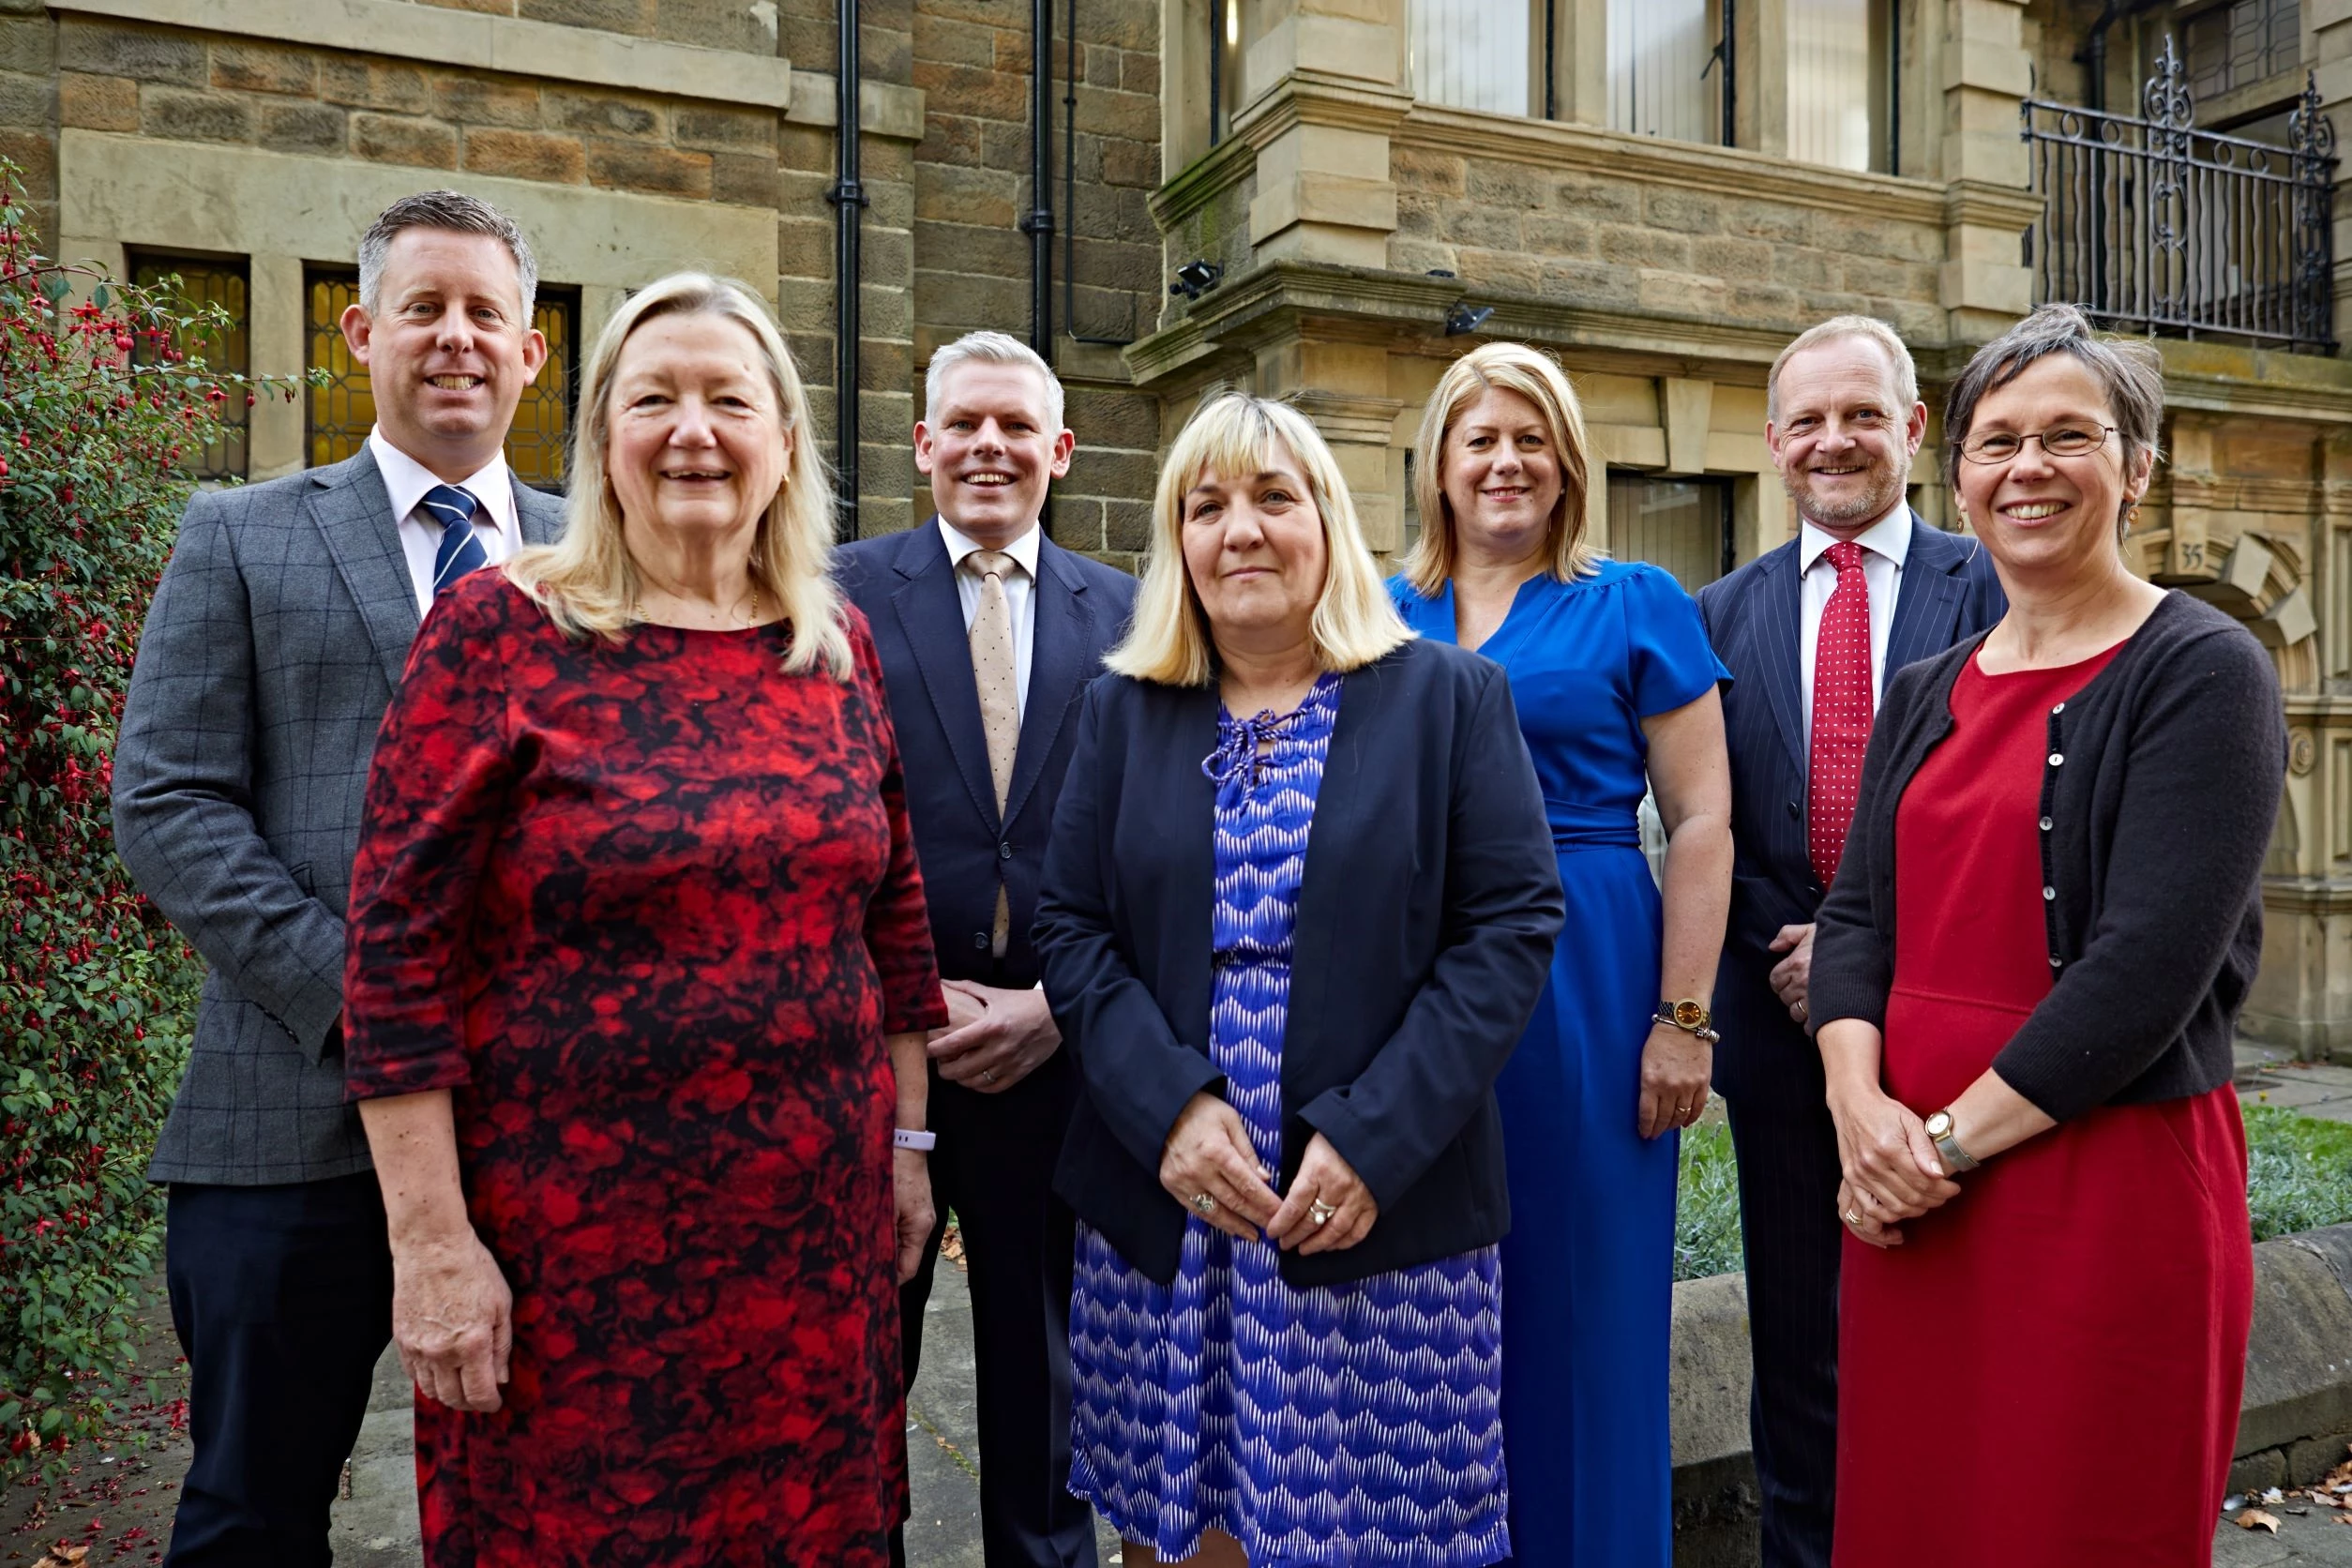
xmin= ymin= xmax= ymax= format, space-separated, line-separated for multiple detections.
xmin=827 ymin=0 xmax=867 ymax=538
xmin=1020 ymin=0 xmax=1054 ymax=357
xmin=1064 ymin=0 xmax=1134 ymax=346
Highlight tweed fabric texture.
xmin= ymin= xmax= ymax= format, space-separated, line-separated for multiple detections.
xmin=1066 ymin=674 xmax=1509 ymax=1566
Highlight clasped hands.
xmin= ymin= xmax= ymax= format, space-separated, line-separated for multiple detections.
xmin=1827 ymin=1082 xmax=1962 ymax=1249
xmin=929 ymin=979 xmax=1060 ymax=1093
xmin=1158 ymin=1091 xmax=1376 ymax=1255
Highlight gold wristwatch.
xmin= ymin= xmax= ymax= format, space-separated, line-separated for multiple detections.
xmin=1653 ymin=999 xmax=1720 ymax=1044
xmin=1923 ymin=1108 xmax=1982 ymax=1173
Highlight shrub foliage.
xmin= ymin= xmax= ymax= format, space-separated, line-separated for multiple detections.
xmin=0 ymin=163 xmax=299 ymax=1480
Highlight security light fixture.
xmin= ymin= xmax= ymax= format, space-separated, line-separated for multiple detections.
xmin=1168 ymin=260 xmax=1224 ymax=301
xmin=1445 ymin=302 xmax=1495 ymax=336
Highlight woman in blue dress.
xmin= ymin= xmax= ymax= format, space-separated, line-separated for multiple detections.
xmin=1036 ymin=394 xmax=1564 ymax=1565
xmin=1390 ymin=343 xmax=1733 ymax=1568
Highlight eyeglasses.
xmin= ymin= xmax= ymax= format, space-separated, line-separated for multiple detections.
xmin=1956 ymin=424 xmax=2117 ymax=464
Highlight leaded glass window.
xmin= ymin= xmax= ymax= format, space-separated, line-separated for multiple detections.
xmin=130 ymin=253 xmax=249 ymax=482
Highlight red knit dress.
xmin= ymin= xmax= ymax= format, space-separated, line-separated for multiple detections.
xmin=1832 ymin=642 xmax=2254 ymax=1567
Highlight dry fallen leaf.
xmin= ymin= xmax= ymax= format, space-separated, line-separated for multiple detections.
xmin=35 ymin=1546 xmax=91 ymax=1568
xmin=2236 ymin=1508 xmax=2283 ymax=1534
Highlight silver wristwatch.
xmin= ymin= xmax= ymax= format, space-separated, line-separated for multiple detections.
xmin=1922 ymin=1108 xmax=1981 ymax=1173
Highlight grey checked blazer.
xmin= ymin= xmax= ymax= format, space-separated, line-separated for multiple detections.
xmin=114 ymin=447 xmax=565 ymax=1185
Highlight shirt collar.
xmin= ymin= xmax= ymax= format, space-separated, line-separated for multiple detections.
xmin=938 ymin=517 xmax=1042 ymax=580
xmin=368 ymin=428 xmax=517 ymax=536
xmin=1799 ymin=502 xmax=1913 ymax=574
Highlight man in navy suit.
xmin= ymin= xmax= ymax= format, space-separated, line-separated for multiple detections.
xmin=837 ymin=332 xmax=1137 ymax=1568
xmin=1696 ymin=316 xmax=2004 ymax=1568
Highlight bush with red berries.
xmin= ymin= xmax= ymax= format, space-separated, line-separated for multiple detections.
xmin=0 ymin=161 xmax=306 ymax=1480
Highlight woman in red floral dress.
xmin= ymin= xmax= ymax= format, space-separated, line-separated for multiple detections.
xmin=343 ymin=273 xmax=947 ymax=1567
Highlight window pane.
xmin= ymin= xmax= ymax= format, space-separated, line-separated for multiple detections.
xmin=307 ymin=269 xmax=577 ymax=488
xmin=1410 ymin=0 xmax=1530 ymax=116
xmin=509 ymin=290 xmax=578 ymax=491
xmin=131 ymin=255 xmax=249 ymax=482
xmin=1608 ymin=472 xmax=1728 ymax=593
xmin=1608 ymin=0 xmax=1719 ymax=143
xmin=1787 ymin=0 xmax=1877 ymax=170
xmin=306 ymin=268 xmax=371 ymax=470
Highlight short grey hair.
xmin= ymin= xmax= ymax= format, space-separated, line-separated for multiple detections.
xmin=1940 ymin=304 xmax=2165 ymax=535
xmin=1767 ymin=314 xmax=1921 ymax=424
xmin=924 ymin=330 xmax=1065 ymax=434
xmin=356 ymin=189 xmax=537 ymax=318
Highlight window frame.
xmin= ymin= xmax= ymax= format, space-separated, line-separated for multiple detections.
xmin=128 ymin=248 xmax=251 ymax=483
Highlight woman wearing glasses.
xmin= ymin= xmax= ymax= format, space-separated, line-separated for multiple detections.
xmin=1810 ymin=304 xmax=2282 ymax=1565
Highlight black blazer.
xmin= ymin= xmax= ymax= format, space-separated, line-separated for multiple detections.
xmin=1811 ymin=591 xmax=2284 ymax=1122
xmin=1033 ymin=638 xmax=1564 ymax=1288
xmin=836 ymin=520 xmax=1138 ymax=988
xmin=1696 ymin=515 xmax=2005 ymax=1084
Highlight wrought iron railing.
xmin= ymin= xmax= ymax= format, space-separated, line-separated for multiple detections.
xmin=2021 ymin=37 xmax=2337 ymax=354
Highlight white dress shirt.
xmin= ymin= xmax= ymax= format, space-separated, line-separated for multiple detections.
xmin=1798 ymin=503 xmax=1911 ymax=735
xmin=940 ymin=517 xmax=1041 ymax=719
xmin=369 ymin=429 xmax=523 ymax=617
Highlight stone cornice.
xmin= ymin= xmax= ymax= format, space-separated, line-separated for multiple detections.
xmin=1942 ymin=178 xmax=2047 ymax=232
xmin=1395 ymin=105 xmax=1954 ymax=227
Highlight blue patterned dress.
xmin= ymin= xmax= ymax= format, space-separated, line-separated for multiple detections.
xmin=1066 ymin=672 xmax=1510 ymax=1568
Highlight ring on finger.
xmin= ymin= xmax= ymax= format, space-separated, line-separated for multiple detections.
xmin=1844 ymin=1207 xmax=1862 ymax=1226
xmin=1191 ymin=1191 xmax=1218 ymax=1215
xmin=1308 ymin=1199 xmax=1337 ymax=1227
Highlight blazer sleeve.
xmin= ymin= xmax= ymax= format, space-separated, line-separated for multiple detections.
xmin=1033 ymin=682 xmax=1223 ymax=1171
xmin=852 ymin=620 xmax=950 ymax=1036
xmin=1991 ymin=629 xmax=2284 ymax=1120
xmin=341 ymin=583 xmax=520 ymax=1099
xmin=1806 ymin=659 xmax=1922 ymax=1033
xmin=111 ymin=490 xmax=348 ymax=1061
xmin=1295 ymin=664 xmax=1564 ymax=1211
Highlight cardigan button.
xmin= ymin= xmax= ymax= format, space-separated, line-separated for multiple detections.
xmin=2050 ymin=955 xmax=2062 ymax=968
xmin=2048 ymin=752 xmax=2064 ymax=766
xmin=2051 ymin=701 xmax=2065 ymax=715
xmin=2043 ymin=885 xmax=2057 ymax=900
xmin=2039 ymin=816 xmax=2053 ymax=832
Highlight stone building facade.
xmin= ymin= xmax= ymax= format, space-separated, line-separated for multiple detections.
xmin=11 ymin=0 xmax=2352 ymax=1056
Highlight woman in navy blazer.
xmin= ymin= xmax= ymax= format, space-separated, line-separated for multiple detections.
xmin=1034 ymin=394 xmax=1561 ymax=1568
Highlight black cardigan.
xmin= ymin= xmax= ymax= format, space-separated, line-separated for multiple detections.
xmin=1033 ymin=638 xmax=1565 ymax=1288
xmin=1810 ymin=591 xmax=2284 ymax=1123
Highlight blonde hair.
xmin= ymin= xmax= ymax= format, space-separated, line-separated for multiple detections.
xmin=505 ymin=272 xmax=852 ymax=678
xmin=1401 ymin=340 xmax=1597 ymax=597
xmin=1767 ymin=314 xmax=1919 ymax=424
xmin=1106 ymin=393 xmax=1413 ymax=687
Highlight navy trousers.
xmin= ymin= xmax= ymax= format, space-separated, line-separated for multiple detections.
xmin=892 ymin=1048 xmax=1095 ymax=1568
xmin=1716 ymin=967 xmax=1843 ymax=1568
xmin=162 ymin=1173 xmax=394 ymax=1568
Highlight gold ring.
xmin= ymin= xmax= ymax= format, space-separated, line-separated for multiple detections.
xmin=1191 ymin=1192 xmax=1217 ymax=1214
xmin=1845 ymin=1208 xmax=1862 ymax=1226
xmin=982 ymin=1068 xmax=998 ymax=1084
xmin=1309 ymin=1199 xmax=1336 ymax=1226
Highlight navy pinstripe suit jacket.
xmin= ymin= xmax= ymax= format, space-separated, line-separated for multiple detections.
xmin=1696 ymin=513 xmax=2006 ymax=1091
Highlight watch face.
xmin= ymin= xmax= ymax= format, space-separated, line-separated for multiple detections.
xmin=1925 ymin=1111 xmax=1952 ymax=1138
xmin=1671 ymin=1000 xmax=1707 ymax=1029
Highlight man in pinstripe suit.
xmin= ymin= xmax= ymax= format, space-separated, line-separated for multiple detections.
xmin=113 ymin=191 xmax=561 ymax=1567
xmin=1696 ymin=317 xmax=2004 ymax=1568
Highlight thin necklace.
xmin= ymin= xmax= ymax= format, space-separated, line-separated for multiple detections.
xmin=634 ymin=580 xmax=761 ymax=627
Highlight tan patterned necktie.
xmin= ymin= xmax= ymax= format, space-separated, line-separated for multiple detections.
xmin=966 ymin=549 xmax=1019 ymax=956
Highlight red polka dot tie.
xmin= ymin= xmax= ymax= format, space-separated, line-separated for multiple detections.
xmin=1809 ymin=540 xmax=1873 ymax=887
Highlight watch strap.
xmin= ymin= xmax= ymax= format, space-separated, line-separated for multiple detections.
xmin=893 ymin=1127 xmax=936 ymax=1152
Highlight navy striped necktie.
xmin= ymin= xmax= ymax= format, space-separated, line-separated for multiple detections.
xmin=423 ymin=484 xmax=489 ymax=597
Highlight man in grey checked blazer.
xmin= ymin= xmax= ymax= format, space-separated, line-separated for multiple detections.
xmin=113 ymin=191 xmax=561 ymax=1568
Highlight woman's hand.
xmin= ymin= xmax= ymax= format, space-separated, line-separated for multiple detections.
xmin=1159 ymin=1092 xmax=1280 ymax=1242
xmin=1265 ymin=1133 xmax=1380 ymax=1255
xmin=1824 ymin=1079 xmax=1959 ymax=1220
xmin=390 ymin=1229 xmax=514 ymax=1412
xmin=1636 ymin=1022 xmax=1713 ymax=1139
xmin=894 ymin=1147 xmax=936 ymax=1286
xmin=1836 ymin=1177 xmax=1906 ymax=1248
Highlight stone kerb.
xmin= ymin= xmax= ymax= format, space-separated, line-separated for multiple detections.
xmin=1666 ymin=1223 xmax=2352 ymax=1562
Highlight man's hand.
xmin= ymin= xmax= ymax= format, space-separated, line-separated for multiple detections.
xmin=928 ymin=980 xmax=1061 ymax=1093
xmin=1768 ymin=923 xmax=1814 ymax=1025
xmin=390 ymin=1229 xmax=513 ymax=1413
xmin=894 ymin=1148 xmax=936 ymax=1286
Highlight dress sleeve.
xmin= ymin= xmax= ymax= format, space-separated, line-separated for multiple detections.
xmin=852 ymin=618 xmax=949 ymax=1036
xmin=342 ymin=580 xmax=521 ymax=1100
xmin=1622 ymin=565 xmax=1733 ymax=718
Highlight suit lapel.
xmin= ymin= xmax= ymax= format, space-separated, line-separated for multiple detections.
xmin=1755 ymin=542 xmax=1808 ymax=781
xmin=1003 ymin=539 xmax=1093 ymax=827
xmin=309 ymin=449 xmax=422 ymax=689
xmin=892 ymin=521 xmax=1003 ymax=831
xmin=512 ymin=477 xmax=564 ymax=546
xmin=1885 ymin=513 xmax=1965 ymax=677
